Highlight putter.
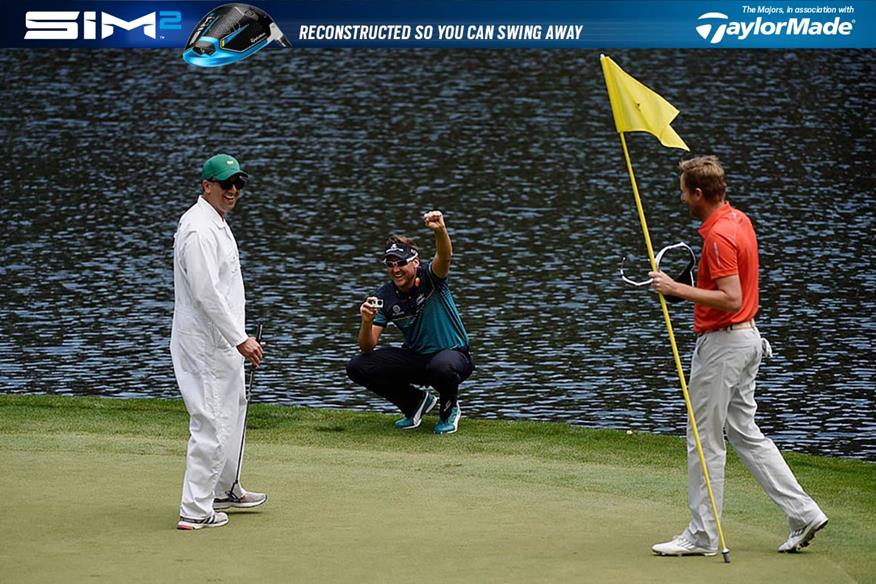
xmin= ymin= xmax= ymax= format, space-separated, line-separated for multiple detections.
xmin=183 ymin=4 xmax=290 ymax=68
xmin=619 ymin=241 xmax=696 ymax=303
xmin=227 ymin=322 xmax=263 ymax=499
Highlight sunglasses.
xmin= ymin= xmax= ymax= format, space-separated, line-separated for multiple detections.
xmin=384 ymin=256 xmax=415 ymax=269
xmin=210 ymin=175 xmax=247 ymax=191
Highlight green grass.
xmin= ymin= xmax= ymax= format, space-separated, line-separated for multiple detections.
xmin=1 ymin=395 xmax=873 ymax=583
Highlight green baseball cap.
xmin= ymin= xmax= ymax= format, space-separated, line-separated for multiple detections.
xmin=201 ymin=154 xmax=249 ymax=181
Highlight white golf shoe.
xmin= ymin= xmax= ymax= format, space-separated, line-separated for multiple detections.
xmin=778 ymin=511 xmax=829 ymax=553
xmin=177 ymin=512 xmax=229 ymax=530
xmin=652 ymin=535 xmax=717 ymax=556
xmin=213 ymin=490 xmax=268 ymax=510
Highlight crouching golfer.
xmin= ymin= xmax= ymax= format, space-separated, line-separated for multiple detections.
xmin=171 ymin=154 xmax=267 ymax=530
xmin=347 ymin=211 xmax=474 ymax=434
xmin=649 ymin=156 xmax=828 ymax=556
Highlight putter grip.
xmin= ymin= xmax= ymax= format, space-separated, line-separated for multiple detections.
xmin=250 ymin=323 xmax=263 ymax=374
xmin=245 ymin=323 xmax=262 ymax=400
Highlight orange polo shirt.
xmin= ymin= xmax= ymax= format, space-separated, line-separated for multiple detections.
xmin=694 ymin=203 xmax=760 ymax=333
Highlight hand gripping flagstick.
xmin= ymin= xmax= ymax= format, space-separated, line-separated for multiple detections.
xmin=600 ymin=54 xmax=731 ymax=563
xmin=228 ymin=323 xmax=263 ymax=500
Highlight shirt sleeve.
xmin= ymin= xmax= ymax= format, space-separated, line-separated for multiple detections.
xmin=180 ymin=229 xmax=249 ymax=347
xmin=704 ymin=233 xmax=739 ymax=280
xmin=424 ymin=261 xmax=445 ymax=289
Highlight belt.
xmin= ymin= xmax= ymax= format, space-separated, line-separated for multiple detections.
xmin=697 ymin=320 xmax=755 ymax=336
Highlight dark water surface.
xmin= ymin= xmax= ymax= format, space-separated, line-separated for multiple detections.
xmin=1 ymin=49 xmax=874 ymax=460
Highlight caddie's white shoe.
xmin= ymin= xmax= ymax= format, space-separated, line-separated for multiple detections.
xmin=778 ymin=511 xmax=829 ymax=553
xmin=177 ymin=512 xmax=229 ymax=530
xmin=652 ymin=535 xmax=717 ymax=556
xmin=213 ymin=490 xmax=268 ymax=510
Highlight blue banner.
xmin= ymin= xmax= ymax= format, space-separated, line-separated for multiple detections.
xmin=6 ymin=1 xmax=874 ymax=48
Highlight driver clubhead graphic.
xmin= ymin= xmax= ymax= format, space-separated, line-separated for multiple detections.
xmin=183 ymin=3 xmax=289 ymax=67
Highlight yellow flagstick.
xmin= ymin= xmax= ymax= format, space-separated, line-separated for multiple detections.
xmin=619 ymin=133 xmax=730 ymax=563
xmin=601 ymin=54 xmax=731 ymax=563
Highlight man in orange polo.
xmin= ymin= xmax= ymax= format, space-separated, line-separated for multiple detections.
xmin=648 ymin=156 xmax=827 ymax=556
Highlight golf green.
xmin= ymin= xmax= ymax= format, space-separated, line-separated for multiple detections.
xmin=1 ymin=396 xmax=873 ymax=583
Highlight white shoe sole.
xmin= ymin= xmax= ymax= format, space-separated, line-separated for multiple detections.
xmin=652 ymin=549 xmax=717 ymax=557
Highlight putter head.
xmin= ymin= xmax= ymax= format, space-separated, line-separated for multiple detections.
xmin=655 ymin=242 xmax=697 ymax=304
xmin=618 ymin=242 xmax=697 ymax=303
xmin=183 ymin=3 xmax=289 ymax=68
xmin=619 ymin=256 xmax=653 ymax=287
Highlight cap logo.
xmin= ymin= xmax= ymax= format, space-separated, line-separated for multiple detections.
xmin=227 ymin=160 xmax=234 ymax=165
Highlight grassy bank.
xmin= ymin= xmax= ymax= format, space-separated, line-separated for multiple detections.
xmin=1 ymin=395 xmax=873 ymax=583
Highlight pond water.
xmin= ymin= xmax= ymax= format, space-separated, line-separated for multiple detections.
xmin=1 ymin=48 xmax=873 ymax=460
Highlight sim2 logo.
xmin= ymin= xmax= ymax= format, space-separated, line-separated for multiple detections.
xmin=695 ymin=11 xmax=854 ymax=44
xmin=24 ymin=10 xmax=182 ymax=40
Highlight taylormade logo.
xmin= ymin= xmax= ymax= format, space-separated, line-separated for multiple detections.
xmin=696 ymin=12 xmax=854 ymax=44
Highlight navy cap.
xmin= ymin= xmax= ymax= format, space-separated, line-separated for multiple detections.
xmin=384 ymin=242 xmax=418 ymax=261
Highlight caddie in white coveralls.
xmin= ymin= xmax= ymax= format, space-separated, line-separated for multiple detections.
xmin=171 ymin=154 xmax=267 ymax=530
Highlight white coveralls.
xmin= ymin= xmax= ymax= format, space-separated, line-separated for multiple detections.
xmin=171 ymin=196 xmax=250 ymax=520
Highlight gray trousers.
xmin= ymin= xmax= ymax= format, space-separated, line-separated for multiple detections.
xmin=682 ymin=327 xmax=823 ymax=549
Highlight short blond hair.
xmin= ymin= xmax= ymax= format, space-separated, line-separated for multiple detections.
xmin=679 ymin=156 xmax=726 ymax=202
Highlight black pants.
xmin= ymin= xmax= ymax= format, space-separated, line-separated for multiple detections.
xmin=346 ymin=347 xmax=474 ymax=418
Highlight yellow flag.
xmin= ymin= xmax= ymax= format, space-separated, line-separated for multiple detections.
xmin=600 ymin=54 xmax=689 ymax=151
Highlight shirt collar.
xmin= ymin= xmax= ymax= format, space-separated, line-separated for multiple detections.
xmin=197 ymin=196 xmax=227 ymax=229
xmin=698 ymin=202 xmax=731 ymax=238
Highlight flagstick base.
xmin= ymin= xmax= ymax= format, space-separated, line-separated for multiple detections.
xmin=722 ymin=549 xmax=731 ymax=563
